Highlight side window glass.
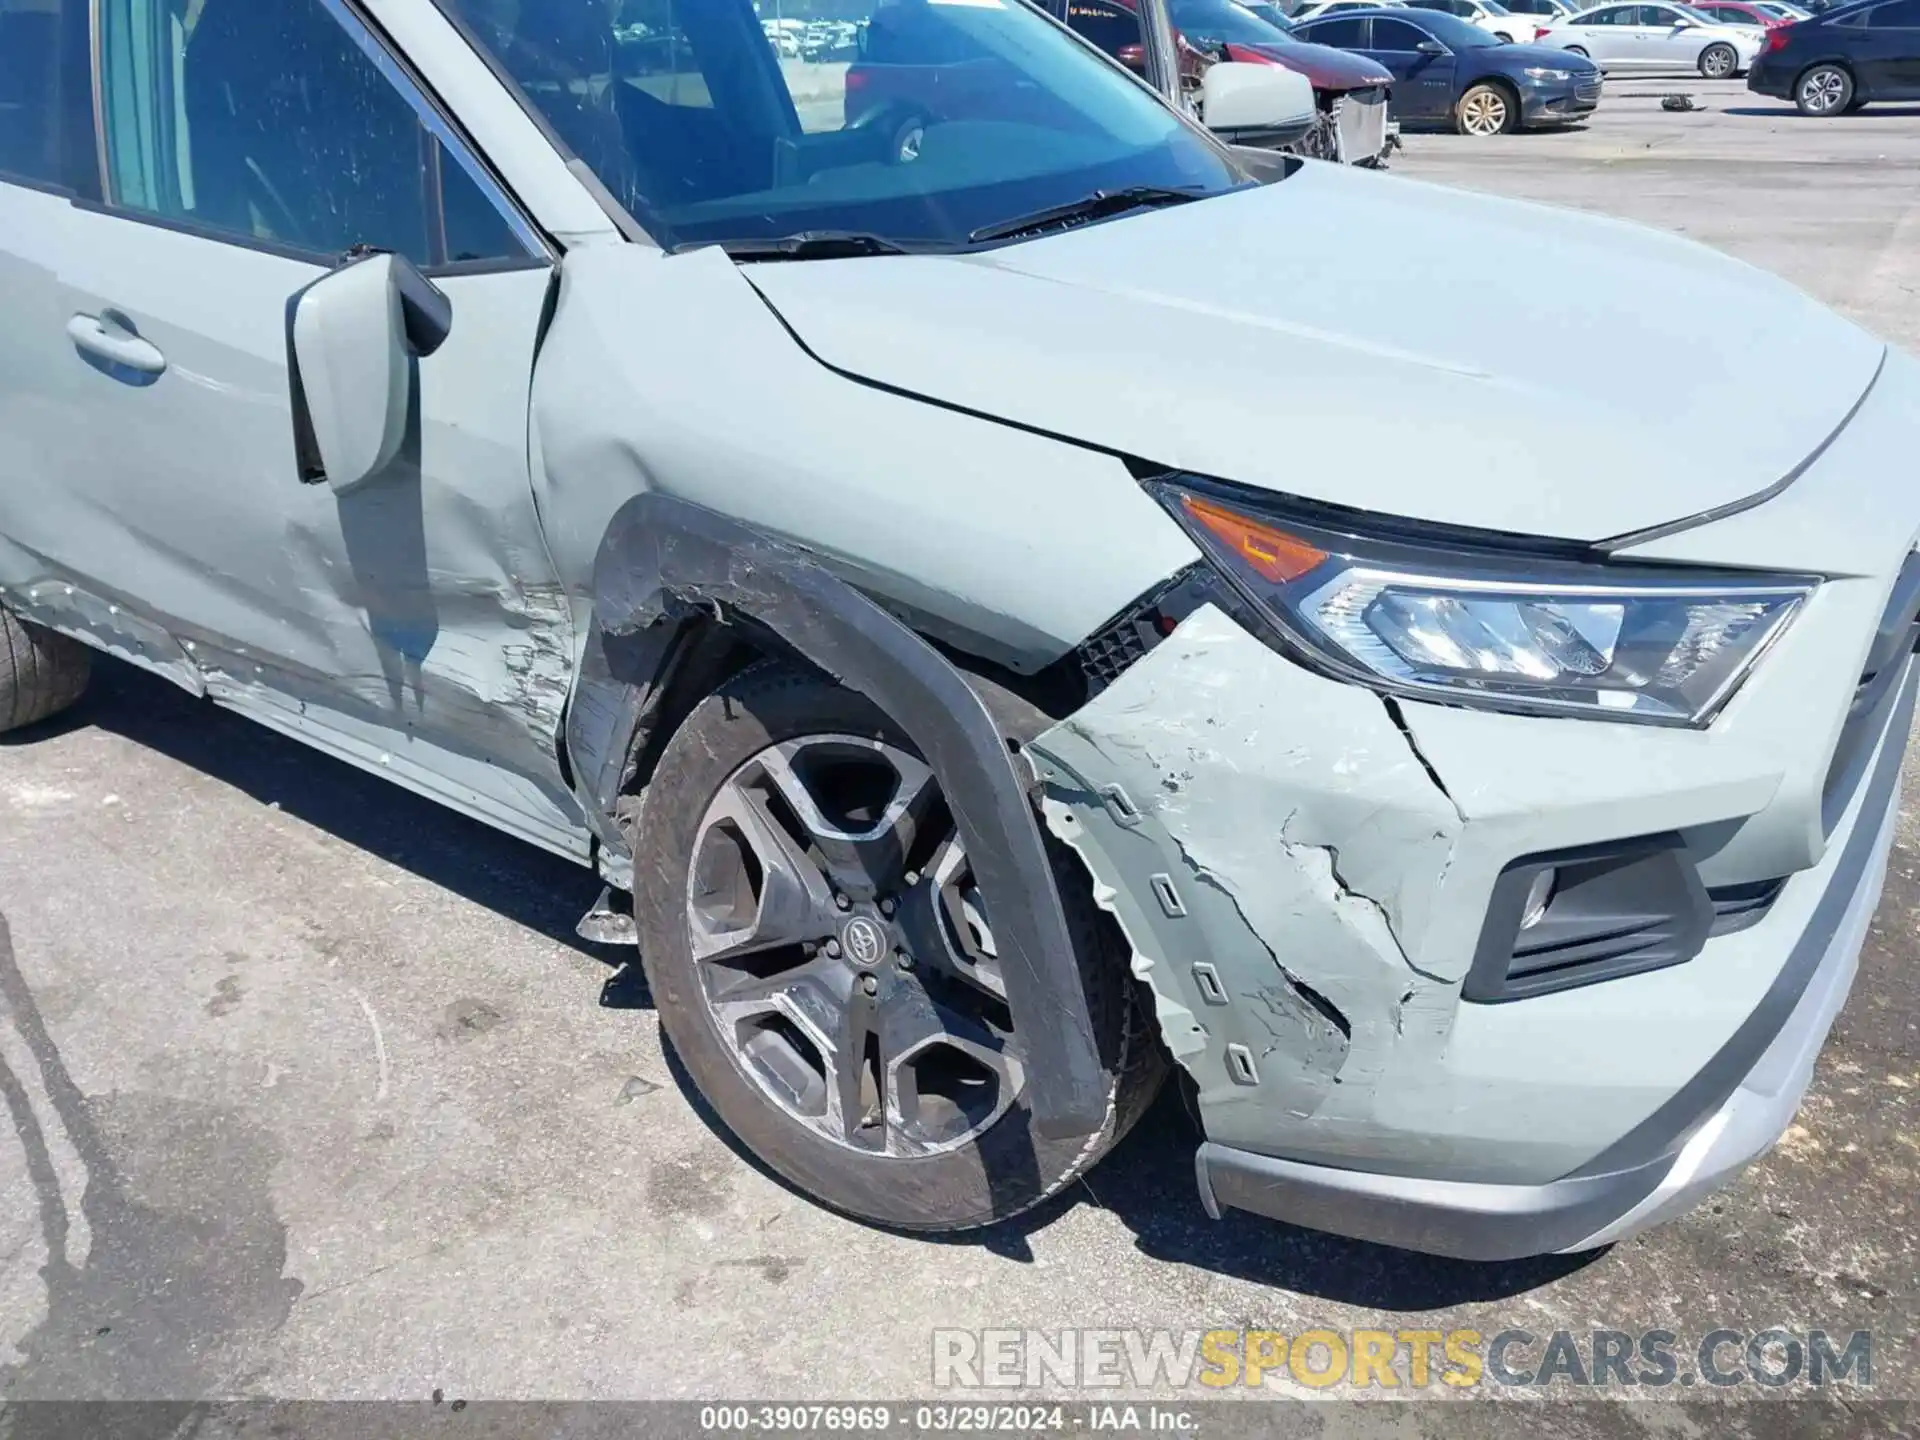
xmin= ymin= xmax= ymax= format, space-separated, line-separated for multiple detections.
xmin=437 ymin=144 xmax=531 ymax=264
xmin=1305 ymin=14 xmax=1368 ymax=40
xmin=1876 ymin=0 xmax=1920 ymax=22
xmin=97 ymin=0 xmax=527 ymax=266
xmin=0 ymin=0 xmax=94 ymax=191
xmin=1372 ymin=18 xmax=1430 ymax=44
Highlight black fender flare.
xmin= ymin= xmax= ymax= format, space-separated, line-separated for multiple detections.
xmin=565 ymin=491 xmax=1113 ymax=1140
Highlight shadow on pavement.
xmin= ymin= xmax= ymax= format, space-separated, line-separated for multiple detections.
xmin=1723 ymin=104 xmax=1920 ymax=118
xmin=49 ymin=657 xmax=1597 ymax=1312
xmin=45 ymin=658 xmax=631 ymax=978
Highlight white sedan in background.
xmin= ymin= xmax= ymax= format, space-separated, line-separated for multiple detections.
xmin=1402 ymin=0 xmax=1542 ymax=43
xmin=1536 ymin=2 xmax=1764 ymax=75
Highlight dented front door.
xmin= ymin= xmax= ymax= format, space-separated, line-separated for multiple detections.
xmin=12 ymin=0 xmax=584 ymax=856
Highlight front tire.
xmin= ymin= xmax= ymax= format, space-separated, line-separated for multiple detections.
xmin=1795 ymin=62 xmax=1854 ymax=115
xmin=1456 ymin=81 xmax=1518 ymax=135
xmin=631 ymin=663 xmax=1164 ymax=1232
xmin=1698 ymin=42 xmax=1738 ymax=78
xmin=0 ymin=607 xmax=90 ymax=734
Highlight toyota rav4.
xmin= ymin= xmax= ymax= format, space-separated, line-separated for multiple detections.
xmin=1 ymin=0 xmax=1912 ymax=1259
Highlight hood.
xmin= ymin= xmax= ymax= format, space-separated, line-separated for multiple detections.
xmin=1491 ymin=41 xmax=1602 ymax=68
xmin=746 ymin=164 xmax=1883 ymax=544
xmin=1228 ymin=39 xmax=1395 ymax=88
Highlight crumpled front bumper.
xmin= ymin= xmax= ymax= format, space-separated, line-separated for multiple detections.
xmin=1192 ymin=659 xmax=1906 ymax=1259
xmin=1024 ymin=567 xmax=1910 ymax=1258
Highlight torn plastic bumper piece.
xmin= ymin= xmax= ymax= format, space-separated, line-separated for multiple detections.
xmin=1193 ymin=661 xmax=1909 ymax=1260
xmin=578 ymin=490 xmax=1113 ymax=1140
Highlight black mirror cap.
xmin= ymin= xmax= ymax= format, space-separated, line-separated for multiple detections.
xmin=331 ymin=245 xmax=453 ymax=359
xmin=389 ymin=254 xmax=454 ymax=359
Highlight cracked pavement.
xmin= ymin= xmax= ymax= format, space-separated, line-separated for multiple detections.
xmin=0 ymin=81 xmax=1917 ymax=1427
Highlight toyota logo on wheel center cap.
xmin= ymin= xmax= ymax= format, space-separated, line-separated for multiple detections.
xmin=841 ymin=915 xmax=888 ymax=967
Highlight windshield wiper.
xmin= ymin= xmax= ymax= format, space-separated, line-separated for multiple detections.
xmin=967 ymin=186 xmax=1208 ymax=245
xmin=705 ymin=231 xmax=929 ymax=262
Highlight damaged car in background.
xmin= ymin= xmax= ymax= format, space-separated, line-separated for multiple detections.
xmin=2 ymin=0 xmax=1915 ymax=1262
xmin=1052 ymin=0 xmax=1400 ymax=163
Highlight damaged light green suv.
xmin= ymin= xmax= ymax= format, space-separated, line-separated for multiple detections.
xmin=2 ymin=0 xmax=1913 ymax=1259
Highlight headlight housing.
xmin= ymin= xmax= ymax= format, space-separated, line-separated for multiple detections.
xmin=1523 ymin=65 xmax=1573 ymax=79
xmin=1153 ymin=480 xmax=1816 ymax=727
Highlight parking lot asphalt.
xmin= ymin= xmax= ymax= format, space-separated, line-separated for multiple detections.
xmin=2 ymin=80 xmax=1919 ymax=1427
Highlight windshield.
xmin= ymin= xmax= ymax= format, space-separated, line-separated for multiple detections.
xmin=1242 ymin=1 xmax=1299 ymax=26
xmin=438 ymin=0 xmax=1249 ymax=253
xmin=1170 ymin=0 xmax=1298 ymax=42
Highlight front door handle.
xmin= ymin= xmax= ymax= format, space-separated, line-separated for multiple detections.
xmin=67 ymin=313 xmax=168 ymax=382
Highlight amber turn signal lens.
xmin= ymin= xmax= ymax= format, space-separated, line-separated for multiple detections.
xmin=1178 ymin=494 xmax=1327 ymax=584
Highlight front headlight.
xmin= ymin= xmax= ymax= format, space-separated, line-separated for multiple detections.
xmin=1523 ymin=65 xmax=1572 ymax=79
xmin=1154 ymin=480 xmax=1816 ymax=727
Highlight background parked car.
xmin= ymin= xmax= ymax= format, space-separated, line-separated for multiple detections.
xmin=1294 ymin=7 xmax=1604 ymax=126
xmin=1748 ymin=0 xmax=1920 ymax=112
xmin=1691 ymin=0 xmax=1793 ymax=24
xmin=1536 ymin=3 xmax=1764 ymax=74
xmin=1403 ymin=0 xmax=1541 ymax=42
xmin=1293 ymin=0 xmax=1409 ymax=19
xmin=1051 ymin=0 xmax=1399 ymax=161
xmin=1501 ymin=0 xmax=1583 ymax=26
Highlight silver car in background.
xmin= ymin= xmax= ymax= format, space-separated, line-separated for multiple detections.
xmin=1538 ymin=1 xmax=1765 ymax=74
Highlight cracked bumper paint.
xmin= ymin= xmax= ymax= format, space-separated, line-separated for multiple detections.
xmin=1026 ymin=601 xmax=1905 ymax=1259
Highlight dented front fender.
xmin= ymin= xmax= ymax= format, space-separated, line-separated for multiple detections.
xmin=1026 ymin=604 xmax=1477 ymax=1174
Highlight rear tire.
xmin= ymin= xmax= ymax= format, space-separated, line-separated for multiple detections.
xmin=1795 ymin=62 xmax=1853 ymax=115
xmin=0 ymin=608 xmax=90 ymax=734
xmin=630 ymin=662 xmax=1165 ymax=1232
xmin=1699 ymin=42 xmax=1738 ymax=78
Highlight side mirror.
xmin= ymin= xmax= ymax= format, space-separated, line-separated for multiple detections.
xmin=1199 ymin=61 xmax=1315 ymax=144
xmin=285 ymin=251 xmax=451 ymax=492
xmin=1416 ymin=38 xmax=1448 ymax=51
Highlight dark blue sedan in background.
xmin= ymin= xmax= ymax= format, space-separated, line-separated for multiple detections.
xmin=1290 ymin=8 xmax=1605 ymax=131
xmin=1748 ymin=0 xmax=1920 ymax=115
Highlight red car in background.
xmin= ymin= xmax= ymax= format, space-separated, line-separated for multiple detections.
xmin=1047 ymin=0 xmax=1397 ymax=162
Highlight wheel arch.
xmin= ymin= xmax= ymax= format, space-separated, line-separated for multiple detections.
xmin=564 ymin=490 xmax=1115 ymax=1138
xmin=1795 ymin=56 xmax=1859 ymax=90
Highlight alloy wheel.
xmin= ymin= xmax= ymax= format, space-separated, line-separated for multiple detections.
xmin=686 ymin=734 xmax=1021 ymax=1158
xmin=1701 ymin=44 xmax=1736 ymax=78
xmin=1799 ymin=67 xmax=1847 ymax=113
xmin=1461 ymin=88 xmax=1509 ymax=135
